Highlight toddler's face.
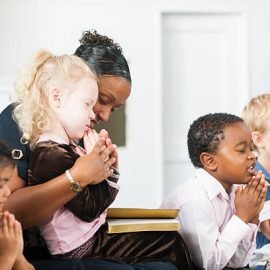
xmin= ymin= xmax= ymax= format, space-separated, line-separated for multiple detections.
xmin=58 ymin=76 xmax=98 ymax=141
xmin=213 ymin=122 xmax=256 ymax=189
xmin=0 ymin=165 xmax=12 ymax=212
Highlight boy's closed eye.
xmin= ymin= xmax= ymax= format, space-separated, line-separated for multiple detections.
xmin=235 ymin=141 xmax=254 ymax=153
xmin=235 ymin=145 xmax=247 ymax=153
xmin=0 ymin=178 xmax=9 ymax=188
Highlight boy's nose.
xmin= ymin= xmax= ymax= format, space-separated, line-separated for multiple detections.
xmin=249 ymin=151 xmax=256 ymax=161
xmin=4 ymin=185 xmax=10 ymax=197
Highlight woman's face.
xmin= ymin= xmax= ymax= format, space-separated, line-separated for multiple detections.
xmin=93 ymin=76 xmax=131 ymax=123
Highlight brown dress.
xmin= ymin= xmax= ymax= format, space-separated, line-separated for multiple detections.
xmin=28 ymin=141 xmax=194 ymax=270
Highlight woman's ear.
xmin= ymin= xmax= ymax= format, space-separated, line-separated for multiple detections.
xmin=252 ymin=131 xmax=264 ymax=149
xmin=48 ymin=88 xmax=62 ymax=108
xmin=200 ymin=152 xmax=217 ymax=171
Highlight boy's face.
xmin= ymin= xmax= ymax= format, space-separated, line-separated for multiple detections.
xmin=213 ymin=122 xmax=256 ymax=191
xmin=0 ymin=165 xmax=12 ymax=211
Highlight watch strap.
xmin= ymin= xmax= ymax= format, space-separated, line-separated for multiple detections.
xmin=65 ymin=169 xmax=82 ymax=193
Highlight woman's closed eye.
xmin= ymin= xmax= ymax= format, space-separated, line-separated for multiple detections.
xmin=98 ymin=94 xmax=115 ymax=106
xmin=98 ymin=96 xmax=107 ymax=105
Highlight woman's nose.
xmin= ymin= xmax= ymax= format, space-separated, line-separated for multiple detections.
xmin=98 ymin=108 xmax=112 ymax=122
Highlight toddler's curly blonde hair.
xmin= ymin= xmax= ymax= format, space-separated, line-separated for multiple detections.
xmin=13 ymin=50 xmax=96 ymax=145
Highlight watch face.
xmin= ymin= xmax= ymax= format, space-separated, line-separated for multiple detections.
xmin=71 ymin=182 xmax=82 ymax=193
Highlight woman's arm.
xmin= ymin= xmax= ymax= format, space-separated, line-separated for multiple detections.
xmin=4 ymin=142 xmax=114 ymax=229
xmin=66 ymin=168 xmax=120 ymax=221
xmin=67 ymin=131 xmax=120 ymax=221
xmin=5 ymin=173 xmax=77 ymax=229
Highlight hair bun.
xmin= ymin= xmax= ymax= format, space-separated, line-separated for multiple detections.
xmin=79 ymin=30 xmax=123 ymax=52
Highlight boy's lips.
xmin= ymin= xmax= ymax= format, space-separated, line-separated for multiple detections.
xmin=247 ymin=163 xmax=256 ymax=175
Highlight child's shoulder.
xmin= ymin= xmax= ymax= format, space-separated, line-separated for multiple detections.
xmin=161 ymin=173 xmax=208 ymax=209
xmin=34 ymin=140 xmax=71 ymax=152
xmin=31 ymin=140 xmax=77 ymax=161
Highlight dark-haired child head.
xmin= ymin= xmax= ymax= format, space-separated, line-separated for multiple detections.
xmin=0 ymin=140 xmax=15 ymax=211
xmin=187 ymin=113 xmax=256 ymax=192
xmin=75 ymin=30 xmax=131 ymax=123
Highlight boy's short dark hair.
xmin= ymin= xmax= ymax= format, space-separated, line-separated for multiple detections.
xmin=187 ymin=113 xmax=243 ymax=168
xmin=0 ymin=140 xmax=16 ymax=168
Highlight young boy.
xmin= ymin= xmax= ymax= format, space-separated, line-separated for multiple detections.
xmin=242 ymin=94 xmax=270 ymax=269
xmin=161 ymin=113 xmax=267 ymax=270
xmin=0 ymin=140 xmax=34 ymax=270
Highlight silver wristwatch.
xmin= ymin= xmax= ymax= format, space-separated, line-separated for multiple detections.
xmin=65 ymin=169 xmax=82 ymax=193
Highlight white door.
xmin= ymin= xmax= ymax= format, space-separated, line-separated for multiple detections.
xmin=162 ymin=13 xmax=248 ymax=195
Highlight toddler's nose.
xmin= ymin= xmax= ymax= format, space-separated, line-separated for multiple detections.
xmin=89 ymin=110 xmax=96 ymax=121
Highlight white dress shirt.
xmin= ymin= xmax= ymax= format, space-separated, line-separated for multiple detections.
xmin=161 ymin=168 xmax=258 ymax=270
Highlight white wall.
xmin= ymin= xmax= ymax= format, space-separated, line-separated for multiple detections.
xmin=1 ymin=0 xmax=270 ymax=207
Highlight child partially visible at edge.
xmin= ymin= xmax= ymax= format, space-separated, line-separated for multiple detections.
xmin=0 ymin=140 xmax=34 ymax=270
xmin=161 ymin=113 xmax=267 ymax=270
xmin=242 ymin=93 xmax=270 ymax=270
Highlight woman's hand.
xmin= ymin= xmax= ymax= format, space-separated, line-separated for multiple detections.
xmin=82 ymin=128 xmax=119 ymax=169
xmin=104 ymin=137 xmax=118 ymax=170
xmin=78 ymin=129 xmax=109 ymax=155
xmin=71 ymin=138 xmax=117 ymax=186
xmin=99 ymin=129 xmax=119 ymax=170
xmin=73 ymin=129 xmax=119 ymax=184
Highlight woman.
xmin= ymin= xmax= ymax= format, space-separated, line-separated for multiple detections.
xmin=0 ymin=30 xmax=193 ymax=270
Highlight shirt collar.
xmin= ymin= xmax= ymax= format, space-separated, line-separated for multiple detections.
xmin=195 ymin=168 xmax=231 ymax=201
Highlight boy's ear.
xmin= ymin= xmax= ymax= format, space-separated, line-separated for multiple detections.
xmin=48 ymin=88 xmax=62 ymax=108
xmin=252 ymin=131 xmax=264 ymax=149
xmin=200 ymin=152 xmax=217 ymax=171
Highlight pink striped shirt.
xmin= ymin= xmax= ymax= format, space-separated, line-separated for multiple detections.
xmin=39 ymin=207 xmax=106 ymax=254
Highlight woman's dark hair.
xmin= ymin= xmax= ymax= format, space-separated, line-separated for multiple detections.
xmin=74 ymin=30 xmax=131 ymax=83
xmin=187 ymin=113 xmax=243 ymax=168
xmin=0 ymin=140 xmax=16 ymax=168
